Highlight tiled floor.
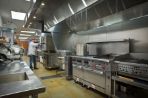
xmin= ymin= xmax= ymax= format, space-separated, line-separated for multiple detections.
xmin=23 ymin=56 xmax=105 ymax=98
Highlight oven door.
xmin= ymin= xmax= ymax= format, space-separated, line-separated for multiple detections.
xmin=83 ymin=67 xmax=105 ymax=88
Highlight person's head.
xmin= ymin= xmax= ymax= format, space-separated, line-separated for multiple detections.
xmin=30 ymin=37 xmax=35 ymax=42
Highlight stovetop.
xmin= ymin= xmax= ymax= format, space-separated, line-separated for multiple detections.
xmin=115 ymin=54 xmax=148 ymax=64
xmin=117 ymin=58 xmax=148 ymax=64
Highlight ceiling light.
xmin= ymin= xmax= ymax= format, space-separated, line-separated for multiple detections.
xmin=33 ymin=0 xmax=36 ymax=3
xmin=25 ymin=0 xmax=31 ymax=1
xmin=41 ymin=2 xmax=45 ymax=6
xmin=22 ymin=25 xmax=24 ymax=27
xmin=33 ymin=16 xmax=36 ymax=19
xmin=21 ymin=31 xmax=36 ymax=33
xmin=81 ymin=0 xmax=87 ymax=7
xmin=19 ymin=37 xmax=29 ymax=40
xmin=19 ymin=34 xmax=32 ymax=36
xmin=11 ymin=11 xmax=26 ymax=20
xmin=68 ymin=3 xmax=74 ymax=14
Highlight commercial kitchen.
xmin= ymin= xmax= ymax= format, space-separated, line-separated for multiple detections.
xmin=0 ymin=0 xmax=148 ymax=98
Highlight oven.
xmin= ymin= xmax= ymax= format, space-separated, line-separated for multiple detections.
xmin=72 ymin=56 xmax=112 ymax=96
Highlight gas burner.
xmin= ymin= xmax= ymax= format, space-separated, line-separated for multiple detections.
xmin=115 ymin=53 xmax=148 ymax=64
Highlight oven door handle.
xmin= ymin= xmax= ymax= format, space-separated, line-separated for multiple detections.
xmin=93 ymin=70 xmax=104 ymax=75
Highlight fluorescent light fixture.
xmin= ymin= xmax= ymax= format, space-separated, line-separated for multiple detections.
xmin=25 ymin=0 xmax=31 ymax=1
xmin=81 ymin=0 xmax=87 ymax=7
xmin=21 ymin=31 xmax=36 ymax=33
xmin=41 ymin=2 xmax=45 ymax=6
xmin=33 ymin=0 xmax=36 ymax=3
xmin=41 ymin=33 xmax=45 ymax=36
xmin=20 ymin=34 xmax=32 ymax=36
xmin=33 ymin=16 xmax=36 ymax=19
xmin=19 ymin=37 xmax=29 ymax=40
xmin=11 ymin=11 xmax=26 ymax=20
xmin=68 ymin=3 xmax=74 ymax=14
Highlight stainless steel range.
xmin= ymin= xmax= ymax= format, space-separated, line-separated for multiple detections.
xmin=66 ymin=39 xmax=130 ymax=97
xmin=72 ymin=54 xmax=123 ymax=96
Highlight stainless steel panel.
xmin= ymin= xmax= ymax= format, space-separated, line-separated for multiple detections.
xmin=86 ymin=40 xmax=130 ymax=56
xmin=83 ymin=69 xmax=105 ymax=88
xmin=71 ymin=56 xmax=112 ymax=96
xmin=72 ymin=2 xmax=148 ymax=34
xmin=47 ymin=54 xmax=58 ymax=67
xmin=73 ymin=67 xmax=84 ymax=79
xmin=54 ymin=3 xmax=72 ymax=23
xmin=105 ymin=63 xmax=112 ymax=95
xmin=69 ymin=0 xmax=84 ymax=13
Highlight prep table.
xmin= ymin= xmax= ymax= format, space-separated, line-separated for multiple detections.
xmin=0 ymin=60 xmax=45 ymax=98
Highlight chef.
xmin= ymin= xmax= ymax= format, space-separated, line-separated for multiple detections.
xmin=28 ymin=38 xmax=38 ymax=69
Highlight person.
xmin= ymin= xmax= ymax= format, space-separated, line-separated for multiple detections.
xmin=28 ymin=38 xmax=38 ymax=69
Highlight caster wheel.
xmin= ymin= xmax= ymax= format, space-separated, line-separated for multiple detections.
xmin=81 ymin=84 xmax=85 ymax=87
xmin=74 ymin=80 xmax=77 ymax=83
xmin=87 ymin=86 xmax=90 ymax=89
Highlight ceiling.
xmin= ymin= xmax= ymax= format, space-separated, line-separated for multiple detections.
xmin=25 ymin=0 xmax=66 ymax=29
xmin=0 ymin=0 xmax=33 ymax=31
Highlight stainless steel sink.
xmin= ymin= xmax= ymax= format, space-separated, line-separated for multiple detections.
xmin=0 ymin=72 xmax=28 ymax=84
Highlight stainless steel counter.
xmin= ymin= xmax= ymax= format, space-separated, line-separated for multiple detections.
xmin=0 ymin=61 xmax=45 ymax=98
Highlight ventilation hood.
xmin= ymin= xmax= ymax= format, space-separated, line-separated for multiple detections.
xmin=26 ymin=0 xmax=147 ymax=31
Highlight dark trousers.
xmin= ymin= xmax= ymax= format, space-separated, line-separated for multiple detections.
xmin=29 ymin=55 xmax=37 ymax=68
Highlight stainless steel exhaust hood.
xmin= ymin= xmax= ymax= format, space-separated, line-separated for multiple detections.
xmin=76 ymin=2 xmax=148 ymax=34
xmin=27 ymin=0 xmax=147 ymax=32
xmin=67 ymin=1 xmax=148 ymax=34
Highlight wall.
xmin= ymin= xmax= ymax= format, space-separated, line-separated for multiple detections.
xmin=74 ymin=27 xmax=148 ymax=53
xmin=16 ymin=39 xmax=29 ymax=49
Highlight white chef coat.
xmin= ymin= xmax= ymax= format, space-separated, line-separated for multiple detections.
xmin=28 ymin=41 xmax=38 ymax=55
